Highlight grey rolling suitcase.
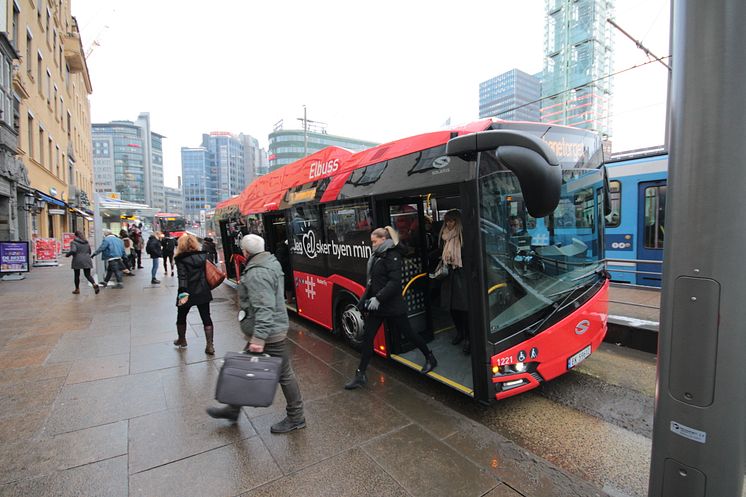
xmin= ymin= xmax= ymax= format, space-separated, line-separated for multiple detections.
xmin=215 ymin=352 xmax=282 ymax=407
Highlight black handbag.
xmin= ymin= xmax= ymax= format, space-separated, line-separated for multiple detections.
xmin=215 ymin=352 xmax=282 ymax=407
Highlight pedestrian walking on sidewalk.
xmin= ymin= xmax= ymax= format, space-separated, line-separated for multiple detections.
xmin=92 ymin=229 xmax=126 ymax=289
xmin=145 ymin=233 xmax=162 ymax=284
xmin=173 ymin=233 xmax=215 ymax=354
xmin=131 ymin=227 xmax=144 ymax=268
xmin=207 ymin=234 xmax=306 ymax=434
xmin=161 ymin=231 xmax=176 ymax=276
xmin=344 ymin=226 xmax=437 ymax=390
xmin=65 ymin=230 xmax=99 ymax=295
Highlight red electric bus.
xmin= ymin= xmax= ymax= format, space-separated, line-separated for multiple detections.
xmin=153 ymin=213 xmax=187 ymax=238
xmin=214 ymin=118 xmax=609 ymax=403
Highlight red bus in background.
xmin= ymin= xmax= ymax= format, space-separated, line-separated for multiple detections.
xmin=214 ymin=118 xmax=609 ymax=403
xmin=153 ymin=213 xmax=187 ymax=238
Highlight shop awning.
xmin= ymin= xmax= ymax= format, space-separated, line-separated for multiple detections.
xmin=36 ymin=191 xmax=66 ymax=207
xmin=71 ymin=207 xmax=93 ymax=221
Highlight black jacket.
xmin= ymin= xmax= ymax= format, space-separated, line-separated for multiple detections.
xmin=175 ymin=250 xmax=212 ymax=306
xmin=359 ymin=244 xmax=408 ymax=317
xmin=161 ymin=236 xmax=176 ymax=255
xmin=146 ymin=236 xmax=163 ymax=258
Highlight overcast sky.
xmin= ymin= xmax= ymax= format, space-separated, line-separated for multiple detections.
xmin=73 ymin=0 xmax=670 ymax=188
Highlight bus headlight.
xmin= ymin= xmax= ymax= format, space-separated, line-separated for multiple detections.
xmin=513 ymin=362 xmax=527 ymax=373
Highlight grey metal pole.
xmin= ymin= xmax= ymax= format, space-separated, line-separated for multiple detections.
xmin=648 ymin=1 xmax=746 ymax=496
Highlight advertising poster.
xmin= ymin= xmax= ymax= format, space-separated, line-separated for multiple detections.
xmin=62 ymin=232 xmax=75 ymax=253
xmin=0 ymin=241 xmax=30 ymax=273
xmin=34 ymin=238 xmax=59 ymax=264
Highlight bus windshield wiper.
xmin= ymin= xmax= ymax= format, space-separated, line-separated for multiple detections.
xmin=526 ymin=287 xmax=579 ymax=336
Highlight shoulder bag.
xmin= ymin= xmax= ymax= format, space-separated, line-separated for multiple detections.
xmin=205 ymin=259 xmax=226 ymax=289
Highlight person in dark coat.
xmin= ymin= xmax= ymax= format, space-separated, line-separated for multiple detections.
xmin=161 ymin=231 xmax=176 ymax=276
xmin=344 ymin=226 xmax=437 ymax=390
xmin=202 ymin=236 xmax=218 ymax=264
xmin=174 ymin=233 xmax=214 ymax=355
xmin=65 ymin=230 xmax=99 ymax=295
xmin=145 ymin=233 xmax=162 ymax=284
xmin=438 ymin=209 xmax=470 ymax=354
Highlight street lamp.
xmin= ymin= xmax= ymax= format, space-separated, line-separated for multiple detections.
xmin=22 ymin=193 xmax=43 ymax=214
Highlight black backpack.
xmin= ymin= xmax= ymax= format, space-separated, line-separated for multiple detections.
xmin=162 ymin=237 xmax=175 ymax=253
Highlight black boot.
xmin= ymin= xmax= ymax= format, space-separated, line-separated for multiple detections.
xmin=204 ymin=325 xmax=215 ymax=355
xmin=462 ymin=340 xmax=471 ymax=355
xmin=206 ymin=405 xmax=240 ymax=421
xmin=174 ymin=323 xmax=188 ymax=347
xmin=451 ymin=330 xmax=463 ymax=345
xmin=421 ymin=352 xmax=437 ymax=374
xmin=344 ymin=369 xmax=367 ymax=390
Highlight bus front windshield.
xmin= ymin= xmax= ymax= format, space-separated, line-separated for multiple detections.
xmin=479 ymin=168 xmax=605 ymax=342
xmin=161 ymin=217 xmax=186 ymax=233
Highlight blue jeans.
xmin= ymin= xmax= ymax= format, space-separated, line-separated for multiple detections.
xmin=151 ymin=257 xmax=159 ymax=279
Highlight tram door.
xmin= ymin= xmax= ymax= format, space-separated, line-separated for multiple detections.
xmin=637 ymin=180 xmax=666 ymax=287
xmin=381 ymin=199 xmax=433 ymax=352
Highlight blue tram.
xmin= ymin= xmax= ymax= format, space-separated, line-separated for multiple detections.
xmin=604 ymin=148 xmax=667 ymax=287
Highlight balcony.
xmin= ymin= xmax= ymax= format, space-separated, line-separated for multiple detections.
xmin=63 ymin=31 xmax=85 ymax=73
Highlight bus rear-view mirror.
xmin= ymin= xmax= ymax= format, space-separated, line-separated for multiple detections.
xmin=445 ymin=130 xmax=561 ymax=218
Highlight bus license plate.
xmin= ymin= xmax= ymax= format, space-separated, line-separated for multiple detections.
xmin=567 ymin=345 xmax=592 ymax=369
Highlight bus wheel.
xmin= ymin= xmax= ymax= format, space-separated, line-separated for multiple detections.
xmin=337 ymin=297 xmax=365 ymax=349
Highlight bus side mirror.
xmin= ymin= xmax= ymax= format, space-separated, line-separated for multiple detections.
xmin=602 ymin=165 xmax=613 ymax=216
xmin=445 ymin=130 xmax=561 ymax=218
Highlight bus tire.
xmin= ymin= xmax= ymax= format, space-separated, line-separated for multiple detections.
xmin=335 ymin=293 xmax=365 ymax=350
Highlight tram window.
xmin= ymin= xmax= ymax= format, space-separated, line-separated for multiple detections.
xmin=605 ymin=180 xmax=621 ymax=227
xmin=643 ymin=185 xmax=666 ymax=249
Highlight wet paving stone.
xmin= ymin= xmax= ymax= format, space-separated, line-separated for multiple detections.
xmin=129 ymin=438 xmax=281 ymax=497
xmin=159 ymin=361 xmax=221 ymax=409
xmin=45 ymin=372 xmax=166 ymax=435
xmin=0 ymin=377 xmax=64 ymax=418
xmin=0 ymin=421 xmax=127 ymax=484
xmin=0 ymin=455 xmax=128 ymax=497
xmin=363 ymin=423 xmax=499 ymax=497
xmin=0 ymin=409 xmax=48 ymax=443
xmin=443 ymin=419 xmax=611 ymax=497
xmin=241 ymin=447 xmax=409 ymax=497
xmin=251 ymin=390 xmax=409 ymax=474
xmin=0 ymin=363 xmax=70 ymax=388
xmin=128 ymin=403 xmax=256 ymax=474
xmin=45 ymin=333 xmax=130 ymax=364
xmin=129 ymin=342 xmax=185 ymax=374
xmin=65 ymin=353 xmax=130 ymax=384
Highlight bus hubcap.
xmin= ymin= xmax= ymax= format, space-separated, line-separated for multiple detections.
xmin=341 ymin=304 xmax=365 ymax=345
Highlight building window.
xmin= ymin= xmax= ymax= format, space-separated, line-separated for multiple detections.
xmin=0 ymin=60 xmax=11 ymax=128
xmin=25 ymin=29 xmax=32 ymax=75
xmin=27 ymin=113 xmax=34 ymax=157
xmin=36 ymin=52 xmax=42 ymax=94
xmin=38 ymin=127 xmax=44 ymax=165
xmin=46 ymin=69 xmax=51 ymax=103
xmin=12 ymin=2 xmax=20 ymax=47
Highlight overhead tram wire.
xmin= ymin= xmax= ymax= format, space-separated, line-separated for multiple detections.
xmin=495 ymin=56 xmax=672 ymax=120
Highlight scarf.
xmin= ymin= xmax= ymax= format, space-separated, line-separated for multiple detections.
xmin=440 ymin=225 xmax=463 ymax=268
xmin=366 ymin=238 xmax=395 ymax=279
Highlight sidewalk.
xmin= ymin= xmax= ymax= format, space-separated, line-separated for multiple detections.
xmin=0 ymin=262 xmax=611 ymax=497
